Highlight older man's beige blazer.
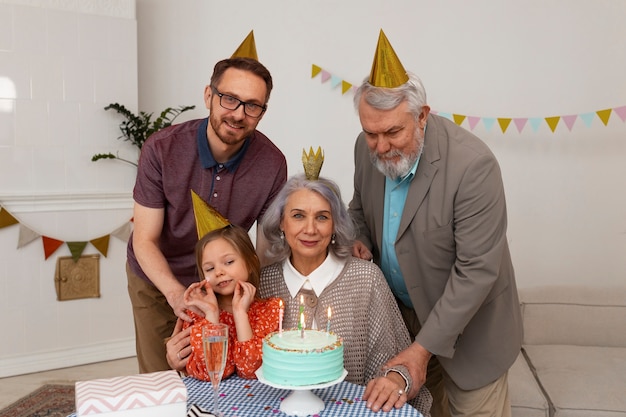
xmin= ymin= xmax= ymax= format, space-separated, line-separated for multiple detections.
xmin=348 ymin=114 xmax=523 ymax=390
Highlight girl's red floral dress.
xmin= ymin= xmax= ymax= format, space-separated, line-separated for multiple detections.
xmin=183 ymin=297 xmax=281 ymax=380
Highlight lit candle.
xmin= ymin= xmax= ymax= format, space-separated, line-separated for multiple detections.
xmin=299 ymin=294 xmax=304 ymax=315
xmin=326 ymin=306 xmax=332 ymax=333
xmin=278 ymin=299 xmax=284 ymax=337
xmin=300 ymin=312 xmax=305 ymax=338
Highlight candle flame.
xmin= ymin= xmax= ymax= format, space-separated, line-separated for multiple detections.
xmin=279 ymin=299 xmax=284 ymax=308
xmin=327 ymin=306 xmax=332 ymax=319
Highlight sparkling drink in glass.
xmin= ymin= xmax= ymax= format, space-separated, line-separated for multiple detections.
xmin=202 ymin=323 xmax=228 ymax=417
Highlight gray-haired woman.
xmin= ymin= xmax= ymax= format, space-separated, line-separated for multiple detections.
xmin=258 ymin=173 xmax=432 ymax=415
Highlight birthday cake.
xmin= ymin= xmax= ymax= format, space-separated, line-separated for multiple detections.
xmin=261 ymin=329 xmax=344 ymax=386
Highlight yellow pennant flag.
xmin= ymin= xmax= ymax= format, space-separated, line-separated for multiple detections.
xmin=90 ymin=235 xmax=110 ymax=257
xmin=497 ymin=118 xmax=512 ymax=133
xmin=545 ymin=116 xmax=560 ymax=132
xmin=312 ymin=64 xmax=322 ymax=78
xmin=596 ymin=109 xmax=612 ymax=126
xmin=0 ymin=207 xmax=19 ymax=228
xmin=453 ymin=114 xmax=466 ymax=126
xmin=67 ymin=241 xmax=88 ymax=262
xmin=341 ymin=80 xmax=352 ymax=94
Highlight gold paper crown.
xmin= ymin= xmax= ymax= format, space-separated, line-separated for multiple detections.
xmin=231 ymin=30 xmax=258 ymax=61
xmin=368 ymin=29 xmax=409 ymax=88
xmin=302 ymin=147 xmax=324 ymax=180
xmin=191 ymin=190 xmax=230 ymax=239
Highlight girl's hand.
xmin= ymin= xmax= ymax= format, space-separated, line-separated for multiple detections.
xmin=232 ymin=281 xmax=256 ymax=315
xmin=184 ymin=281 xmax=220 ymax=323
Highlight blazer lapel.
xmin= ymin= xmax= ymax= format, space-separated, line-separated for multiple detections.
xmin=397 ymin=118 xmax=441 ymax=240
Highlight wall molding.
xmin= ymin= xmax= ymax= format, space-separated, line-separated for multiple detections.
xmin=0 ymin=0 xmax=136 ymax=19
xmin=0 ymin=338 xmax=136 ymax=378
xmin=0 ymin=192 xmax=133 ymax=213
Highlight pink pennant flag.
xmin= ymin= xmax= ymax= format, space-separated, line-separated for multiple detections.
xmin=467 ymin=116 xmax=481 ymax=131
xmin=513 ymin=118 xmax=528 ymax=133
xmin=321 ymin=70 xmax=331 ymax=83
xmin=614 ymin=105 xmax=626 ymax=122
xmin=562 ymin=115 xmax=577 ymax=131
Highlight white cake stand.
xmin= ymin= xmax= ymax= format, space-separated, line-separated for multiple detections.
xmin=256 ymin=367 xmax=348 ymax=416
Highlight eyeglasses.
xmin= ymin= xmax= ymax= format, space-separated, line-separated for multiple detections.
xmin=211 ymin=86 xmax=267 ymax=118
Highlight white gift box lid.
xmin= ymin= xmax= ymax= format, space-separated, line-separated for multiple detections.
xmin=75 ymin=370 xmax=187 ymax=415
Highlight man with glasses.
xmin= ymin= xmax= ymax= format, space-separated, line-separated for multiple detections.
xmin=126 ymin=33 xmax=287 ymax=373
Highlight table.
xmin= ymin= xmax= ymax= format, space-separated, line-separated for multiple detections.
xmin=69 ymin=375 xmax=424 ymax=417
xmin=183 ymin=375 xmax=423 ymax=417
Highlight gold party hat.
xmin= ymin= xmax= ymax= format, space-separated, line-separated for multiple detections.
xmin=191 ymin=190 xmax=230 ymax=239
xmin=368 ymin=29 xmax=409 ymax=88
xmin=302 ymin=147 xmax=324 ymax=180
xmin=231 ymin=30 xmax=258 ymax=61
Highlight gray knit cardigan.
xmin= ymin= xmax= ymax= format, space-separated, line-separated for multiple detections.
xmin=259 ymin=256 xmax=432 ymax=415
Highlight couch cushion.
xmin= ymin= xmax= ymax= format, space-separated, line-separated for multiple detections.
xmin=508 ymin=351 xmax=549 ymax=417
xmin=519 ymin=286 xmax=626 ymax=347
xmin=524 ymin=345 xmax=626 ymax=417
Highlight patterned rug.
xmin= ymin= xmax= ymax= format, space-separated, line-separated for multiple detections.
xmin=0 ymin=384 xmax=75 ymax=417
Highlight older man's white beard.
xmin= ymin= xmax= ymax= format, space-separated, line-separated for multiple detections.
xmin=370 ymin=149 xmax=421 ymax=180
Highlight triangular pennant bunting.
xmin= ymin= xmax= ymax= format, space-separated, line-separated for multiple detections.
xmin=90 ymin=235 xmax=110 ymax=257
xmin=529 ymin=118 xmax=543 ymax=132
xmin=0 ymin=201 xmax=132 ymax=260
xmin=311 ymin=64 xmax=322 ymax=78
xmin=596 ymin=109 xmax=612 ymax=126
xmin=614 ymin=105 xmax=626 ymax=122
xmin=0 ymin=207 xmax=19 ymax=228
xmin=483 ymin=118 xmax=496 ymax=131
xmin=341 ymin=80 xmax=352 ymax=94
xmin=579 ymin=113 xmax=594 ymax=127
xmin=468 ymin=116 xmax=481 ymax=130
xmin=310 ymin=64 xmax=626 ymax=135
xmin=514 ymin=118 xmax=528 ymax=133
xmin=562 ymin=115 xmax=577 ymax=131
xmin=111 ymin=222 xmax=132 ymax=242
xmin=330 ymin=75 xmax=342 ymax=89
xmin=42 ymin=236 xmax=64 ymax=260
xmin=18 ymin=224 xmax=40 ymax=248
xmin=545 ymin=117 xmax=560 ymax=133
xmin=67 ymin=241 xmax=88 ymax=262
xmin=453 ymin=114 xmax=466 ymax=126
xmin=497 ymin=118 xmax=512 ymax=133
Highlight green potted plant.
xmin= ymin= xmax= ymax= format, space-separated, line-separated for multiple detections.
xmin=92 ymin=103 xmax=196 ymax=166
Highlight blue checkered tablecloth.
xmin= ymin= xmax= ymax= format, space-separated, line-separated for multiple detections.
xmin=68 ymin=375 xmax=423 ymax=417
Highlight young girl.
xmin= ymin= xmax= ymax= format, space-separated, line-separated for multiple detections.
xmin=173 ymin=225 xmax=281 ymax=380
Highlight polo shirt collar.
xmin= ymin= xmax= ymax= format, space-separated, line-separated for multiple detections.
xmin=197 ymin=117 xmax=251 ymax=172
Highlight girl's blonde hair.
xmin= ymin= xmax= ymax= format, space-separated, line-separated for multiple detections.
xmin=195 ymin=225 xmax=260 ymax=289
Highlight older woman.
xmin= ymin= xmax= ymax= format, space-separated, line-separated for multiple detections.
xmin=258 ymin=174 xmax=432 ymax=415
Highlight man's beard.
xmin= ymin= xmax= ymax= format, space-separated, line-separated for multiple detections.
xmin=208 ymin=111 xmax=249 ymax=146
xmin=369 ymin=140 xmax=423 ymax=180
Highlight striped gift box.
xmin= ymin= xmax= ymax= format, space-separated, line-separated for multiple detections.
xmin=75 ymin=370 xmax=187 ymax=417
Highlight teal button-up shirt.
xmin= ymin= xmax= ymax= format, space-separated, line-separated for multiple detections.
xmin=380 ymin=157 xmax=420 ymax=308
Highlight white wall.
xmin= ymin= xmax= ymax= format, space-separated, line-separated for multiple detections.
xmin=1 ymin=0 xmax=625 ymax=376
xmin=0 ymin=0 xmax=137 ymax=376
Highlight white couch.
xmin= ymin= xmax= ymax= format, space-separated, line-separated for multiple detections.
xmin=509 ymin=285 xmax=626 ymax=417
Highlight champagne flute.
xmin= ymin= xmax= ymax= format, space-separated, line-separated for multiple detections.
xmin=202 ymin=323 xmax=229 ymax=417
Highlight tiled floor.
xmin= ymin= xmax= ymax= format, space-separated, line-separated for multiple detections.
xmin=0 ymin=357 xmax=139 ymax=409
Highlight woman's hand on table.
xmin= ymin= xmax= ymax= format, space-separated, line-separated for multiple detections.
xmin=166 ymin=318 xmax=191 ymax=371
xmin=363 ymin=373 xmax=408 ymax=412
